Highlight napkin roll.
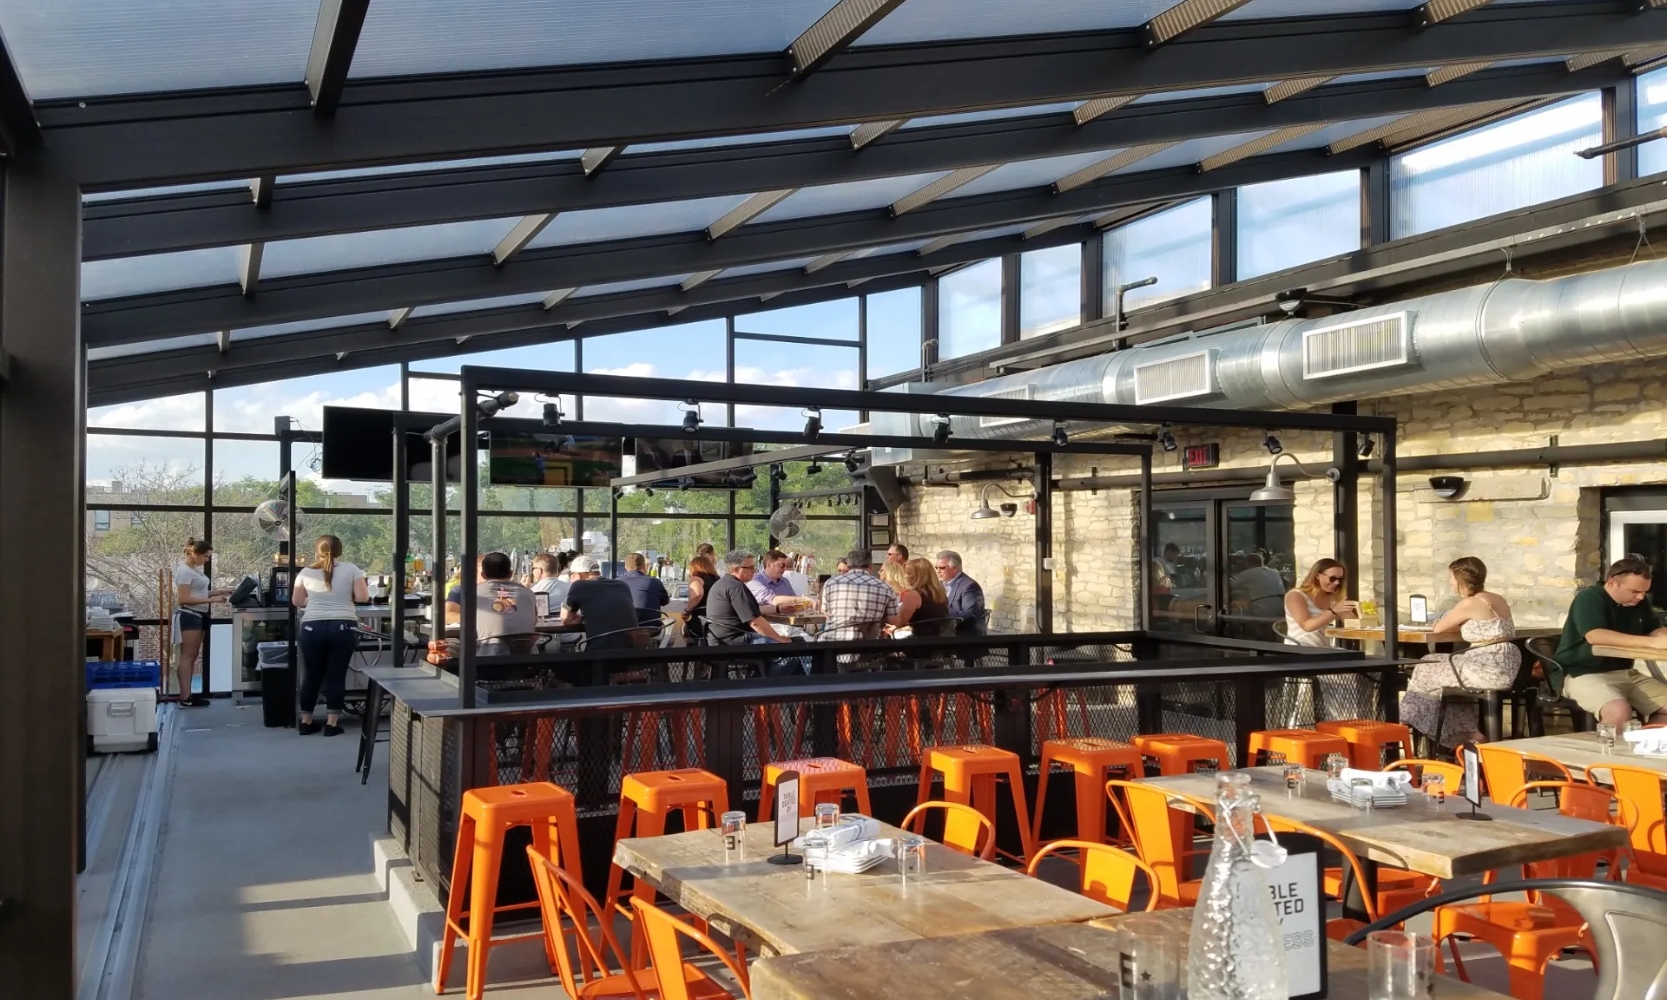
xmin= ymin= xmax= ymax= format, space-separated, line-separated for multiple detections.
xmin=793 ymin=814 xmax=880 ymax=850
xmin=1339 ymin=767 xmax=1411 ymax=789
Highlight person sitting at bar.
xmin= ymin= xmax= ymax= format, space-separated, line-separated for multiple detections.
xmin=1229 ymin=552 xmax=1287 ymax=620
xmin=445 ymin=551 xmax=537 ymax=650
xmin=1554 ymin=555 xmax=1667 ymax=727
xmin=887 ymin=542 xmax=909 ymax=567
xmin=560 ymin=555 xmax=641 ymax=650
xmin=619 ymin=551 xmax=670 ymax=627
xmin=747 ymin=548 xmax=800 ymax=611
xmin=683 ymin=552 xmax=720 ymax=644
xmin=834 ymin=557 xmax=850 ymax=576
xmin=704 ymin=548 xmax=810 ymax=676
xmin=879 ymin=560 xmax=919 ymax=626
xmin=1282 ymin=558 xmax=1358 ymax=647
xmin=822 ymin=548 xmax=904 ymax=643
xmin=1400 ymin=556 xmax=1521 ymax=749
xmin=906 ymin=557 xmax=951 ymax=631
xmin=936 ymin=549 xmax=987 ymax=635
xmin=528 ymin=552 xmax=569 ymax=609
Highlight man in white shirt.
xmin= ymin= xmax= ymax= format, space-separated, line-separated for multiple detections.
xmin=529 ymin=552 xmax=568 ymax=613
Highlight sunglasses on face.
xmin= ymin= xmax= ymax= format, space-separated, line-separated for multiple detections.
xmin=1322 ymin=573 xmax=1345 ymax=583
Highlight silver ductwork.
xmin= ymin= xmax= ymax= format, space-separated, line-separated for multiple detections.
xmin=871 ymin=256 xmax=1667 ymax=455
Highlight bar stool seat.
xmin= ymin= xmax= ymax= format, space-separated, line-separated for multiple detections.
xmin=1316 ymin=719 xmax=1412 ymax=770
xmin=1033 ymin=737 xmax=1142 ymax=847
xmin=437 ymin=782 xmax=582 ymax=1000
xmin=1130 ymin=733 xmax=1231 ymax=776
xmin=759 ymin=757 xmax=873 ymax=821
xmin=605 ymin=768 xmax=729 ymax=923
xmin=917 ymin=744 xmax=1036 ymax=863
xmin=1247 ymin=728 xmax=1350 ymax=769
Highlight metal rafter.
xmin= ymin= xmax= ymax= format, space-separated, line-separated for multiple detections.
xmin=890 ymin=165 xmax=999 ymax=215
xmin=1264 ymin=77 xmax=1333 ymax=104
xmin=1144 ymin=0 xmax=1255 ymax=47
xmin=238 ymin=243 xmax=263 ymax=296
xmin=80 ymin=60 xmax=1633 ymax=260
xmin=251 ymin=175 xmax=275 ymax=208
xmin=581 ymin=147 xmax=621 ymax=176
xmin=1052 ymin=143 xmax=1175 ymax=192
xmin=493 ymin=213 xmax=558 ymax=265
xmin=708 ymin=190 xmax=795 ymax=238
xmin=1416 ymin=0 xmax=1495 ymax=26
xmin=304 ymin=0 xmax=372 ymax=116
xmin=789 ymin=0 xmax=909 ymax=77
xmin=1073 ymin=95 xmax=1137 ymax=125
xmin=1198 ymin=124 xmax=1327 ymax=171
xmin=542 ymin=287 xmax=577 ymax=309
xmin=804 ymin=250 xmax=855 ymax=272
xmin=1327 ymin=99 xmax=1525 ymax=153
xmin=45 ymin=2 xmax=1667 ymax=189
xmin=1426 ymin=61 xmax=1494 ymax=87
xmin=850 ymin=119 xmax=906 ymax=150
xmin=387 ymin=306 xmax=412 ymax=329
xmin=681 ymin=269 xmax=723 ymax=291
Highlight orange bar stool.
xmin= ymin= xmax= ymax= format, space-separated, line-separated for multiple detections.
xmin=1246 ymin=728 xmax=1350 ymax=768
xmin=916 ymin=744 xmax=1037 ymax=862
xmin=1032 ymin=737 xmax=1143 ymax=847
xmin=1131 ymin=733 xmax=1231 ymax=775
xmin=758 ymin=757 xmax=873 ymax=821
xmin=1315 ymin=719 xmax=1412 ymax=770
xmin=436 ymin=782 xmax=582 ymax=1000
xmin=605 ymin=768 xmax=730 ymax=922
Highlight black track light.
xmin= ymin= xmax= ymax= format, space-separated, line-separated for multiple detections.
xmin=931 ymin=414 xmax=951 ymax=447
xmin=1358 ymin=435 xmax=1375 ymax=459
xmin=542 ymin=401 xmax=563 ymax=429
xmin=1263 ymin=433 xmax=1282 ymax=456
xmin=1051 ymin=420 xmax=1069 ymax=449
xmin=843 ymin=451 xmax=861 ymax=474
xmin=807 ymin=461 xmax=822 ymax=475
xmin=802 ymin=407 xmax=822 ymax=442
xmin=680 ymin=399 xmax=702 ymax=435
xmin=1158 ymin=425 xmax=1178 ymax=453
xmin=644 ymin=487 xmax=654 ymax=497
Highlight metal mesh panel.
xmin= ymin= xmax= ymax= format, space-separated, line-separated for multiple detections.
xmin=1264 ymin=673 xmax=1384 ymax=728
xmin=1029 ymin=683 xmax=1140 ymax=756
xmin=1159 ymin=679 xmax=1239 ymax=766
xmin=388 ymin=697 xmax=412 ymax=852
xmin=419 ymin=714 xmax=450 ymax=889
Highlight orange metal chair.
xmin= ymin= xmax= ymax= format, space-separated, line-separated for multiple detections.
xmin=757 ymin=757 xmax=873 ymax=821
xmin=1475 ymin=744 xmax=1579 ymax=807
xmin=1433 ymin=781 xmax=1624 ymax=1000
xmin=1246 ymin=728 xmax=1350 ymax=768
xmin=1259 ymin=814 xmax=1380 ymax=942
xmin=1316 ymin=719 xmax=1412 ymax=769
xmin=436 ymin=782 xmax=583 ymax=1000
xmin=1130 ymin=733 xmax=1231 ymax=775
xmin=1106 ymin=779 xmax=1207 ymax=907
xmin=604 ymin=769 xmax=729 ymax=929
xmin=1032 ymin=737 xmax=1143 ymax=847
xmin=915 ymin=744 xmax=1036 ymax=862
xmin=635 ymin=899 xmax=752 ymax=1000
xmin=1027 ymin=840 xmax=1162 ymax=913
xmin=1384 ymin=758 xmax=1466 ymax=789
xmin=901 ymin=800 xmax=997 ymax=860
xmin=1606 ymin=763 xmax=1667 ymax=889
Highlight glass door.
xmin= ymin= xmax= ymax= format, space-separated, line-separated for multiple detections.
xmin=1149 ymin=503 xmax=1217 ymax=635
xmin=1149 ymin=494 xmax=1296 ymax=639
xmin=1609 ymin=510 xmax=1667 ymax=610
xmin=1220 ymin=502 xmax=1297 ymax=642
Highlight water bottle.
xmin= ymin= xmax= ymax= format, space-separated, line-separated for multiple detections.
xmin=1186 ymin=773 xmax=1289 ymax=1000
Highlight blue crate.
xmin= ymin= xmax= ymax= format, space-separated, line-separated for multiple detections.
xmin=87 ymin=660 xmax=161 ymax=690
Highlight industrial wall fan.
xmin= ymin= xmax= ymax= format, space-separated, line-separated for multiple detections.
xmin=768 ymin=504 xmax=806 ymax=541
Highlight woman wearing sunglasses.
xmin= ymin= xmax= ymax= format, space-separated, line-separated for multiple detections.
xmin=1283 ymin=558 xmax=1358 ymax=647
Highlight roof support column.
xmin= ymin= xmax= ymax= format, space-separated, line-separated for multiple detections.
xmin=1211 ymin=188 xmax=1238 ymax=288
xmin=1604 ymin=80 xmax=1639 ymax=186
xmin=1362 ymin=159 xmax=1392 ymax=247
xmin=1000 ymin=253 xmax=1021 ymax=345
xmin=0 ymin=152 xmax=83 ymax=999
xmin=1034 ymin=453 xmax=1054 ymax=634
xmin=1082 ymin=234 xmax=1105 ymax=324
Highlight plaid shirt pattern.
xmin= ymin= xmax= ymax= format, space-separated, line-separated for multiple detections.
xmin=818 ymin=571 xmax=901 ymax=642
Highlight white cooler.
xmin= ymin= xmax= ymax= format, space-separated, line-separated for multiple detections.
xmin=88 ymin=687 xmax=159 ymax=753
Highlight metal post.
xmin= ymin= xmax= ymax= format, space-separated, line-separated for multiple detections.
xmin=1332 ymin=401 xmax=1360 ymax=576
xmin=857 ymin=294 xmax=869 ymax=401
xmin=429 ymin=434 xmax=447 ymax=675
xmin=767 ymin=464 xmax=782 ymax=549
xmin=1082 ymin=236 xmax=1105 ymax=323
xmin=921 ymin=276 xmax=940 ymax=377
xmin=459 ymin=371 xmax=480 ymax=708
xmin=285 ymin=436 xmax=298 ymax=725
xmin=1138 ymin=450 xmax=1152 ymax=633
xmin=1362 ymin=161 xmax=1391 ymax=247
xmin=608 ymin=487 xmax=619 ymax=576
xmin=0 ymin=154 xmax=82 ymax=998
xmin=392 ymin=419 xmax=408 ymax=669
xmin=1000 ymin=253 xmax=1021 ymax=345
xmin=1605 ymin=82 xmax=1640 ymax=186
xmin=1034 ymin=452 xmax=1053 ymax=634
xmin=202 ymin=384 xmax=215 ymax=695
xmin=1380 ymin=428 xmax=1399 ymax=674
xmin=399 ymin=360 xmax=410 ymax=411
xmin=1212 ymin=189 xmax=1238 ymax=287
xmin=725 ymin=314 xmax=736 ymax=428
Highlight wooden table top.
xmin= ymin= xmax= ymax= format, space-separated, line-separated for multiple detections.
xmin=1493 ymin=732 xmax=1667 ymax=778
xmin=750 ymin=909 xmax=1509 ymax=1000
xmin=762 ymin=610 xmax=828 ymax=628
xmin=1592 ymin=641 xmax=1667 ymax=661
xmin=613 ymin=818 xmax=1114 ymax=957
xmin=1137 ymin=767 xmax=1625 ymax=880
xmin=1326 ymin=625 xmax=1561 ymax=645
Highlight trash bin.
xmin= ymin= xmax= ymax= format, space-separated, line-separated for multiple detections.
xmin=256 ymin=641 xmax=295 ymax=728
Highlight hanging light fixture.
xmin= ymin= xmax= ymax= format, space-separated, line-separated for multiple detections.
xmin=1358 ymin=434 xmax=1375 ymax=459
xmin=970 ymin=482 xmax=1025 ymax=520
xmin=541 ymin=400 xmax=563 ymax=429
xmin=680 ymin=399 xmax=702 ymax=434
xmin=1249 ymin=452 xmax=1314 ymax=503
xmin=1158 ymin=425 xmax=1177 ymax=452
xmin=931 ymin=414 xmax=951 ymax=446
xmin=1051 ymin=420 xmax=1069 ymax=449
xmin=802 ymin=407 xmax=822 ymax=441
xmin=1262 ymin=432 xmax=1282 ymax=455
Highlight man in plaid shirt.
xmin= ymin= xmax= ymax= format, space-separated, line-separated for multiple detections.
xmin=819 ymin=548 xmax=904 ymax=642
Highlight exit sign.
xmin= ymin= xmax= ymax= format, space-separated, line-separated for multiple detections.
xmin=1184 ymin=443 xmax=1219 ymax=470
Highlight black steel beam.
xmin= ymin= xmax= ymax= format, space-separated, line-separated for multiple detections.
xmin=78 ymin=60 xmax=1628 ymax=259
xmin=40 ymin=2 xmax=1667 ymax=189
xmin=0 ymin=30 xmax=37 ymax=155
xmin=83 ymin=145 xmax=1380 ymax=346
xmin=305 ymin=0 xmax=373 ymax=116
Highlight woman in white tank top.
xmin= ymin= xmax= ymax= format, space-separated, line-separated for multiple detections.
xmin=290 ymin=535 xmax=369 ymax=735
xmin=1283 ymin=558 xmax=1359 ymax=647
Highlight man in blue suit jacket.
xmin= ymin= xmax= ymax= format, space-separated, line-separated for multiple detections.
xmin=935 ymin=549 xmax=987 ymax=635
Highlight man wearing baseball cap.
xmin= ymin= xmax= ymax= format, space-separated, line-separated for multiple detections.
xmin=560 ymin=555 xmax=639 ymax=650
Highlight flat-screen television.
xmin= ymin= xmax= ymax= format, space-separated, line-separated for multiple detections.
xmin=632 ymin=438 xmax=757 ymax=489
xmin=321 ymin=406 xmax=468 ymax=483
xmin=488 ymin=432 xmax=623 ymax=487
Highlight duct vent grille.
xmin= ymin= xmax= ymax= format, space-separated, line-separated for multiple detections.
xmin=1133 ymin=351 xmax=1214 ymax=404
xmin=1302 ymin=312 xmax=1411 ymax=380
xmin=978 ymin=385 xmax=1033 ymax=427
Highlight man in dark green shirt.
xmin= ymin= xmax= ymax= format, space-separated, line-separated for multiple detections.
xmin=1554 ymin=556 xmax=1667 ymax=727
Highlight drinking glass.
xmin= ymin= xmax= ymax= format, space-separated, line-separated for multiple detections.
xmin=1366 ymin=930 xmax=1436 ymax=1000
xmin=1192 ymin=761 xmax=1218 ymax=777
xmin=1351 ymin=777 xmax=1375 ymax=813
xmin=802 ymin=831 xmax=829 ymax=882
xmin=815 ymin=803 xmax=840 ymax=831
xmin=1422 ymin=773 xmax=1446 ymax=810
xmin=898 ymin=835 xmax=926 ymax=884
xmin=1325 ymin=753 xmax=1349 ymax=780
xmin=1120 ymin=925 xmax=1181 ymax=1000
xmin=1264 ymin=749 xmax=1287 ymax=767
xmin=1625 ymin=719 xmax=1642 ymax=741
xmin=720 ymin=810 xmax=746 ymax=863
xmin=1283 ymin=763 xmax=1305 ymax=797
xmin=1599 ymin=722 xmax=1617 ymax=755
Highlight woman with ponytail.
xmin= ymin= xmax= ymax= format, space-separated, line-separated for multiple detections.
xmin=290 ymin=534 xmax=368 ymax=735
xmin=174 ymin=539 xmax=230 ymax=707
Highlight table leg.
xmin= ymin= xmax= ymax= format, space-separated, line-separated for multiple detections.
xmin=1340 ymin=857 xmax=1379 ymax=924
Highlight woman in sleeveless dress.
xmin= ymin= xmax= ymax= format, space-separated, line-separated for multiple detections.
xmin=1283 ymin=558 xmax=1359 ymax=647
xmin=1401 ymin=556 xmax=1522 ymax=749
xmin=683 ymin=552 xmax=720 ymax=644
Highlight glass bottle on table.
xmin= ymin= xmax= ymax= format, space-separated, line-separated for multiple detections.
xmin=1187 ymin=773 xmax=1289 ymax=1000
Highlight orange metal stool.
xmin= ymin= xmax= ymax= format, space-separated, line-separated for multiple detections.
xmin=916 ymin=744 xmax=1036 ymax=862
xmin=1247 ymin=729 xmax=1350 ymax=769
xmin=1130 ymin=733 xmax=1231 ymax=776
xmin=604 ymin=769 xmax=730 ymax=921
xmin=1033 ymin=737 xmax=1143 ymax=846
xmin=436 ymin=782 xmax=582 ymax=1000
xmin=758 ymin=757 xmax=873 ymax=821
xmin=1315 ymin=719 xmax=1412 ymax=770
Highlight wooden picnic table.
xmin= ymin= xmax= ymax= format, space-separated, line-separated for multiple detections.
xmin=1494 ymin=731 xmax=1667 ymax=779
xmin=1326 ymin=625 xmax=1561 ymax=646
xmin=762 ymin=610 xmax=828 ymax=630
xmin=750 ymin=908 xmax=1510 ymax=1000
xmin=612 ymin=817 xmax=1114 ymax=957
xmin=1592 ymin=641 xmax=1667 ymax=663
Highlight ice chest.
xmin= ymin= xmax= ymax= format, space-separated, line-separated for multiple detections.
xmin=88 ymin=687 xmax=159 ymax=753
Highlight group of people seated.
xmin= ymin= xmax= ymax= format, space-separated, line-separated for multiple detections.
xmin=1283 ymin=551 xmax=1667 ymax=750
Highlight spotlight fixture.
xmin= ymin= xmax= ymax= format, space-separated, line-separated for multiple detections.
xmin=843 ymin=451 xmax=861 ymax=474
xmin=644 ymin=487 xmax=655 ymax=497
xmin=541 ymin=400 xmax=563 ymax=429
xmin=1051 ymin=420 xmax=1069 ymax=449
xmin=680 ymin=399 xmax=702 ymax=435
xmin=802 ymin=407 xmax=822 ymax=441
xmin=1357 ymin=435 xmax=1375 ymax=459
xmin=1158 ymin=425 xmax=1178 ymax=453
xmin=770 ymin=464 xmax=788 ymax=483
xmin=1262 ymin=433 xmax=1282 ymax=456
xmin=931 ymin=413 xmax=951 ymax=447
xmin=807 ymin=461 xmax=822 ymax=474
xmin=677 ymin=476 xmax=693 ymax=491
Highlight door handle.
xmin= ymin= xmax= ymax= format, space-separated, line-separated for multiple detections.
xmin=1195 ymin=604 xmax=1214 ymax=632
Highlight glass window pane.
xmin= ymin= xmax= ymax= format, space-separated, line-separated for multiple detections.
xmin=939 ymin=259 xmax=1003 ymax=360
xmin=582 ymin=322 xmax=727 ymax=424
xmin=214 ymin=366 xmax=402 ymax=435
xmin=212 ymin=439 xmax=281 ymax=504
xmin=859 ymin=0 xmax=1169 ymax=46
xmin=1236 ymin=171 xmax=1362 ymax=281
xmin=1019 ymin=244 xmax=1082 ymax=339
xmin=866 ymin=287 xmax=923 ymax=382
xmin=734 ymin=342 xmax=859 ymax=431
xmin=1389 ymin=94 xmax=1603 ymax=239
xmin=87 ymin=510 xmax=204 ymax=621
xmin=82 ymin=247 xmax=242 ymax=301
xmin=736 ymin=462 xmax=862 ymax=516
xmin=87 ymin=434 xmax=205 ymax=494
xmin=89 ymin=391 xmax=205 ymax=433
xmin=733 ymin=298 xmax=858 ymax=341
xmin=528 ymin=195 xmax=752 ymax=250
xmin=1102 ymin=198 xmax=1213 ymax=315
xmin=261 ymin=218 xmax=521 ymax=279
xmin=407 ymin=377 xmax=463 ymax=414
xmin=1639 ymin=66 xmax=1667 ymax=177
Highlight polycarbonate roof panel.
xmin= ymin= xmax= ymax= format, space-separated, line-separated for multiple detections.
xmin=82 ymin=247 xmax=242 ymax=301
xmin=903 ymin=103 xmax=1082 ymax=130
xmin=1133 ymin=83 xmax=1271 ymax=105
xmin=527 ymin=194 xmax=752 ymax=249
xmin=231 ymin=312 xmax=395 ymax=342
xmin=1221 ymin=0 xmax=1417 ymax=18
xmin=629 ymin=127 xmax=854 ymax=154
xmin=859 ymin=239 xmax=933 ymax=257
xmin=1331 ymin=68 xmax=1433 ymax=86
xmin=278 ymin=151 xmax=581 ymax=184
xmin=752 ymin=173 xmax=948 ymax=224
xmin=262 ymin=218 xmax=520 ymax=279
xmin=1268 ymin=115 xmax=1407 ymax=153
xmin=949 ymin=150 xmax=1131 ymax=199
xmin=857 ymin=0 xmax=1177 ymax=46
xmin=0 ymin=0 xmax=317 ymax=100
xmin=1111 ymin=133 xmax=1275 ymax=173
xmin=84 ymin=180 xmax=252 ymax=205
xmin=350 ymin=0 xmax=841 ymax=78
xmin=411 ymin=293 xmax=551 ymax=318
xmin=572 ymin=274 xmax=692 ymax=298
xmin=722 ymin=257 xmax=820 ymax=278
xmin=88 ymin=333 xmax=220 ymax=362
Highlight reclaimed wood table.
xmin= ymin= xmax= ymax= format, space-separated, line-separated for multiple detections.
xmin=750 ymin=908 xmax=1510 ymax=1000
xmin=1326 ymin=625 xmax=1561 ymax=646
xmin=612 ymin=818 xmax=1114 ymax=957
xmin=1493 ymin=731 xmax=1667 ymax=779
xmin=762 ymin=610 xmax=828 ymax=631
